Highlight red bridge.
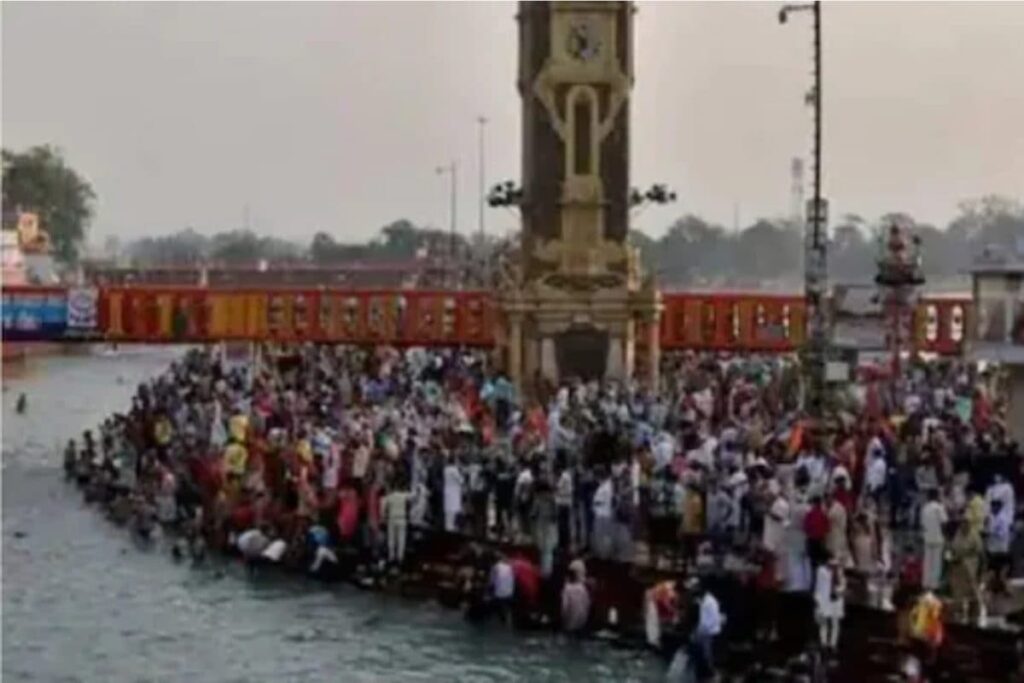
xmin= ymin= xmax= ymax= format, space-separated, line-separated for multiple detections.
xmin=2 ymin=284 xmax=969 ymax=356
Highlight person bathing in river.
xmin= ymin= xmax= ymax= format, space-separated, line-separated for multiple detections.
xmin=63 ymin=439 xmax=77 ymax=480
xmin=644 ymin=578 xmax=679 ymax=650
xmin=509 ymin=553 xmax=542 ymax=628
xmin=560 ymin=564 xmax=591 ymax=634
xmin=489 ymin=552 xmax=515 ymax=624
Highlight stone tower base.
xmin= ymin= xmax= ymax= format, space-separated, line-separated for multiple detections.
xmin=500 ymin=281 xmax=661 ymax=392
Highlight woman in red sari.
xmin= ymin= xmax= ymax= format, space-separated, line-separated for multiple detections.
xmin=337 ymin=479 xmax=361 ymax=543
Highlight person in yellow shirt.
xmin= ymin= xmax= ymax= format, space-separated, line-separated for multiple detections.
xmin=224 ymin=440 xmax=249 ymax=483
xmin=296 ymin=438 xmax=313 ymax=467
xmin=965 ymin=491 xmax=986 ymax=537
xmin=154 ymin=415 xmax=173 ymax=447
xmin=229 ymin=414 xmax=249 ymax=443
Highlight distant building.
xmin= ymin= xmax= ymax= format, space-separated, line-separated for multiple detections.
xmin=966 ymin=244 xmax=1024 ymax=442
xmin=1 ymin=210 xmax=57 ymax=284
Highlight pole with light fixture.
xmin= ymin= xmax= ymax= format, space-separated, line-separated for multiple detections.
xmin=779 ymin=1 xmax=829 ymax=421
xmin=435 ymin=161 xmax=458 ymax=288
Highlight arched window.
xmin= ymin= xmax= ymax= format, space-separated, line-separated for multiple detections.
xmin=573 ymin=99 xmax=592 ymax=175
xmin=566 ymin=86 xmax=599 ymax=178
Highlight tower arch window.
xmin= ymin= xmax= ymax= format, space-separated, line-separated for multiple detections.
xmin=565 ymin=86 xmax=600 ymax=178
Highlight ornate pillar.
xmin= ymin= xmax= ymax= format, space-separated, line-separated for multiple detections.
xmin=622 ymin=316 xmax=636 ymax=380
xmin=646 ymin=312 xmax=661 ymax=390
xmin=507 ymin=312 xmax=523 ymax=388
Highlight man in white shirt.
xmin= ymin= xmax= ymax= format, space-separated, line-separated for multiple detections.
xmin=490 ymin=554 xmax=515 ymax=623
xmin=986 ymin=474 xmax=1015 ymax=526
xmin=920 ymin=488 xmax=948 ymax=590
xmin=381 ymin=484 xmax=412 ymax=564
xmin=592 ymin=472 xmax=615 ymax=559
xmin=763 ymin=484 xmax=790 ymax=555
xmin=986 ymin=499 xmax=1012 ymax=577
xmin=443 ymin=458 xmax=464 ymax=532
xmin=555 ymin=466 xmax=574 ymax=552
xmin=694 ymin=584 xmax=724 ymax=676
xmin=864 ymin=449 xmax=888 ymax=506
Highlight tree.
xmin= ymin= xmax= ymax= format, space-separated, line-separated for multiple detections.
xmin=2 ymin=145 xmax=96 ymax=263
xmin=378 ymin=219 xmax=424 ymax=258
xmin=628 ymin=229 xmax=658 ymax=270
xmin=948 ymin=195 xmax=1024 ymax=254
xmin=209 ymin=230 xmax=265 ymax=264
xmin=309 ymin=231 xmax=368 ymax=264
xmin=830 ymin=213 xmax=872 ymax=282
xmin=127 ymin=228 xmax=208 ymax=266
xmin=735 ymin=219 xmax=801 ymax=283
xmin=657 ymin=214 xmax=732 ymax=285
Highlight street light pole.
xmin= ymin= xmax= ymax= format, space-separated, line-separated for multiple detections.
xmin=780 ymin=0 xmax=828 ymax=422
xmin=477 ymin=116 xmax=488 ymax=247
xmin=436 ymin=161 xmax=458 ymax=288
xmin=477 ymin=116 xmax=489 ymax=285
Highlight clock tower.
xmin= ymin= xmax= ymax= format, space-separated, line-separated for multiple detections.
xmin=502 ymin=1 xmax=661 ymax=389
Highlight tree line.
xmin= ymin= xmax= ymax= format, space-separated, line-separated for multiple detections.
xmin=632 ymin=195 xmax=1023 ymax=288
xmin=4 ymin=145 xmax=1021 ymax=286
xmin=121 ymin=220 xmax=469 ymax=268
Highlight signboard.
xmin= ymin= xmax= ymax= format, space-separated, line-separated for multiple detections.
xmin=832 ymin=284 xmax=887 ymax=351
xmin=67 ymin=287 xmax=99 ymax=331
xmin=833 ymin=317 xmax=887 ymax=351
xmin=2 ymin=287 xmax=67 ymax=340
xmin=825 ymin=360 xmax=851 ymax=383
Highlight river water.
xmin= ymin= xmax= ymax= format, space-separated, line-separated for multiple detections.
xmin=2 ymin=349 xmax=661 ymax=683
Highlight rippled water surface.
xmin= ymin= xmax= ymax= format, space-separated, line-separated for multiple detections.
xmin=2 ymin=349 xmax=662 ymax=683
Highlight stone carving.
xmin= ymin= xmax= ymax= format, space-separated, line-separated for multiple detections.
xmin=542 ymin=272 xmax=624 ymax=293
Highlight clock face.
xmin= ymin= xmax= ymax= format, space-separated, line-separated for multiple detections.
xmin=566 ymin=20 xmax=601 ymax=62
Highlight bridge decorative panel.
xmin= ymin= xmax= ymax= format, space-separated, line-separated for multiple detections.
xmin=1 ymin=284 xmax=968 ymax=356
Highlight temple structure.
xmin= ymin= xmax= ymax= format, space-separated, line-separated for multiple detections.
xmin=499 ymin=1 xmax=660 ymax=390
xmin=967 ymin=244 xmax=1024 ymax=442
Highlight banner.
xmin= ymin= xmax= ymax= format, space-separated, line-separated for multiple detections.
xmin=67 ymin=287 xmax=99 ymax=331
xmin=1 ymin=288 xmax=67 ymax=341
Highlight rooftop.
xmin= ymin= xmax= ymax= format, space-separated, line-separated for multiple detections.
xmin=970 ymin=241 xmax=1024 ymax=275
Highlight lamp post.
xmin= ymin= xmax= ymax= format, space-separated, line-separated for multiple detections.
xmin=436 ymin=161 xmax=458 ymax=288
xmin=779 ymin=1 xmax=829 ymax=421
xmin=477 ymin=116 xmax=488 ymax=247
xmin=477 ymin=116 xmax=489 ymax=283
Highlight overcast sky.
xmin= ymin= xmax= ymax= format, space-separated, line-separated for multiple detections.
xmin=3 ymin=1 xmax=1023 ymax=244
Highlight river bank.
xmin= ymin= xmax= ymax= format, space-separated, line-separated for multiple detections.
xmin=2 ymin=349 xmax=661 ymax=683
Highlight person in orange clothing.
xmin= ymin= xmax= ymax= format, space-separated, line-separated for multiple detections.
xmin=509 ymin=554 xmax=542 ymax=627
xmin=644 ymin=578 xmax=680 ymax=649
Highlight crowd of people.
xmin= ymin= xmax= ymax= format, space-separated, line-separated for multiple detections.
xmin=64 ymin=343 xmax=1023 ymax=682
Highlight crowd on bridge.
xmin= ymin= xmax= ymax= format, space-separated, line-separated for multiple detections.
xmin=64 ymin=342 xmax=1024 ymax=682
